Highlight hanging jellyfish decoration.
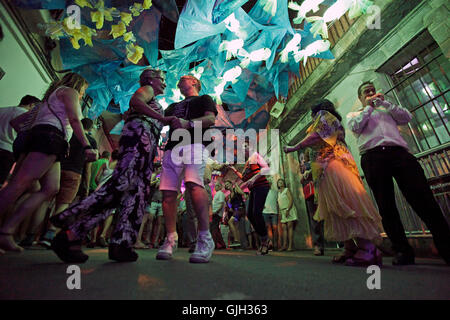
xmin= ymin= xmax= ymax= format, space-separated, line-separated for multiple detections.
xmin=306 ymin=0 xmax=374 ymax=38
xmin=21 ymin=0 xmax=378 ymax=121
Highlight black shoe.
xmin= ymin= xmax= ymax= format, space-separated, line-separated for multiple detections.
xmin=392 ymin=252 xmax=415 ymax=265
xmin=19 ymin=234 xmax=35 ymax=247
xmin=97 ymin=237 xmax=108 ymax=248
xmin=108 ymin=243 xmax=138 ymax=262
xmin=49 ymin=214 xmax=70 ymax=229
xmin=51 ymin=232 xmax=89 ymax=263
xmin=86 ymin=242 xmax=96 ymax=248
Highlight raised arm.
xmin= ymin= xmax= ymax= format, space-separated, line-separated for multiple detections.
xmin=284 ymin=132 xmax=322 ymax=153
xmin=346 ymin=106 xmax=374 ymax=134
xmin=229 ymin=165 xmax=243 ymax=180
xmin=382 ymin=100 xmax=412 ymax=125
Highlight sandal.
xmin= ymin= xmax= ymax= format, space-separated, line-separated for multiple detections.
xmin=257 ymin=239 xmax=271 ymax=256
xmin=134 ymin=241 xmax=149 ymax=249
xmin=345 ymin=248 xmax=383 ymax=267
xmin=332 ymin=250 xmax=355 ymax=264
xmin=0 ymin=232 xmax=24 ymax=252
xmin=51 ymin=231 xmax=89 ymax=263
xmin=313 ymin=246 xmax=324 ymax=256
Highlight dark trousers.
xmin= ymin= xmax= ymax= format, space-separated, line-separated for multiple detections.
xmin=210 ymin=214 xmax=225 ymax=248
xmin=0 ymin=149 xmax=14 ymax=186
xmin=247 ymin=186 xmax=270 ymax=239
xmin=361 ymin=146 xmax=450 ymax=261
xmin=305 ymin=196 xmax=324 ymax=249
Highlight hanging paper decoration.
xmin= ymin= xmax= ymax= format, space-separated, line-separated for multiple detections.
xmin=212 ymin=0 xmax=250 ymax=24
xmin=293 ymin=39 xmax=331 ymax=66
xmin=260 ymin=0 xmax=278 ymax=16
xmin=279 ymin=33 xmax=301 ymax=63
xmin=348 ymin=0 xmax=373 ymax=19
xmin=75 ymin=0 xmax=93 ymax=9
xmin=126 ymin=43 xmax=145 ymax=65
xmin=288 ymin=0 xmax=326 ymax=24
xmin=14 ymin=0 xmax=376 ymax=125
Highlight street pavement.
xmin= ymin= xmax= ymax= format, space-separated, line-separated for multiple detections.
xmin=0 ymin=246 xmax=449 ymax=300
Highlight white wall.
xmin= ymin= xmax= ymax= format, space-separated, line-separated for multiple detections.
xmin=0 ymin=3 xmax=52 ymax=107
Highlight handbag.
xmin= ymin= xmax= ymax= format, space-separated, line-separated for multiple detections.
xmin=303 ymin=181 xmax=314 ymax=199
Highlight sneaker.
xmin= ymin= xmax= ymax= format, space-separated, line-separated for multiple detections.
xmin=156 ymin=234 xmax=178 ymax=260
xmin=229 ymin=241 xmax=241 ymax=248
xmin=38 ymin=239 xmax=52 ymax=249
xmin=38 ymin=230 xmax=55 ymax=249
xmin=189 ymin=233 xmax=215 ymax=263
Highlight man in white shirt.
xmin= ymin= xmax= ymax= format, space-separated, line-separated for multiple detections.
xmin=347 ymin=81 xmax=450 ymax=265
xmin=0 ymin=95 xmax=40 ymax=186
xmin=210 ymin=182 xmax=226 ymax=249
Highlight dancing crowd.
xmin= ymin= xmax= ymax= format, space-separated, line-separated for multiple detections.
xmin=0 ymin=69 xmax=449 ymax=267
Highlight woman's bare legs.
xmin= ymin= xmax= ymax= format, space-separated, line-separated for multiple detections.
xmin=135 ymin=214 xmax=150 ymax=248
xmin=228 ymin=218 xmax=240 ymax=243
xmin=287 ymin=221 xmax=295 ymax=251
xmin=100 ymin=215 xmax=113 ymax=239
xmin=0 ymin=152 xmax=59 ymax=251
xmin=281 ymin=223 xmax=288 ymax=250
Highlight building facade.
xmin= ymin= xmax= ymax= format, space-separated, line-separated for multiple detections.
xmin=271 ymin=0 xmax=450 ymax=249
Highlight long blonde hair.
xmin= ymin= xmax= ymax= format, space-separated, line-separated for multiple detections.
xmin=43 ymin=72 xmax=88 ymax=102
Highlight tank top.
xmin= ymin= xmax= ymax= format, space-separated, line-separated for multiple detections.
xmin=263 ymin=189 xmax=278 ymax=214
xmin=98 ymin=162 xmax=114 ymax=186
xmin=277 ymin=188 xmax=292 ymax=210
xmin=33 ymin=86 xmax=73 ymax=141
xmin=242 ymin=153 xmax=270 ymax=190
xmin=229 ymin=189 xmax=245 ymax=209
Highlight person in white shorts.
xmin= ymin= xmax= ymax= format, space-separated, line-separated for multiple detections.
xmin=156 ymin=75 xmax=218 ymax=263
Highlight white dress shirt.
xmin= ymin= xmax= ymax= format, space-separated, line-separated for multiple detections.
xmin=212 ymin=190 xmax=226 ymax=216
xmin=346 ymin=100 xmax=412 ymax=154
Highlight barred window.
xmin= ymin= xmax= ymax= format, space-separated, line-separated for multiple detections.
xmin=380 ymin=31 xmax=449 ymax=154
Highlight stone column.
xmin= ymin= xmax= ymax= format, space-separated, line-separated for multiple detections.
xmin=423 ymin=0 xmax=450 ymax=58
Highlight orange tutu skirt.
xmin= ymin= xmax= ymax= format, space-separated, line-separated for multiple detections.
xmin=314 ymin=159 xmax=383 ymax=242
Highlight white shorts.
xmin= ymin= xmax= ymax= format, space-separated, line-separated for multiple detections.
xmin=160 ymin=144 xmax=208 ymax=192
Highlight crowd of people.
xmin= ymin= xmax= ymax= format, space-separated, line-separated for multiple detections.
xmin=0 ymin=70 xmax=449 ymax=267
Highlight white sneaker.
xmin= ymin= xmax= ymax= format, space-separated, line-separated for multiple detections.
xmin=156 ymin=234 xmax=178 ymax=260
xmin=189 ymin=233 xmax=215 ymax=263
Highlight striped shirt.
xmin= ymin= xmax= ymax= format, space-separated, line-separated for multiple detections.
xmin=242 ymin=152 xmax=270 ymax=189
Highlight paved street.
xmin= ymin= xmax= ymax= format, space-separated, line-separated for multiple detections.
xmin=0 ymin=247 xmax=449 ymax=300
